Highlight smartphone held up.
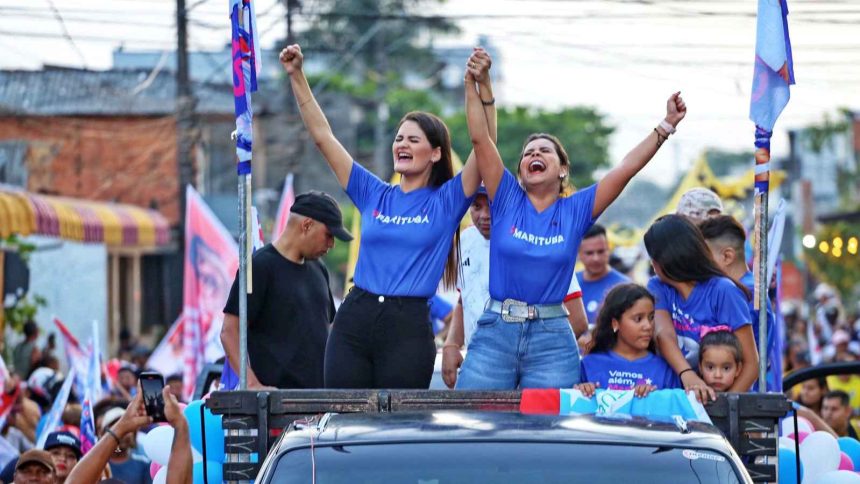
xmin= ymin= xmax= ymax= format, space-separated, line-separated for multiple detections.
xmin=139 ymin=371 xmax=167 ymax=422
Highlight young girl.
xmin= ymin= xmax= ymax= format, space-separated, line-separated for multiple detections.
xmin=698 ymin=327 xmax=743 ymax=392
xmin=644 ymin=214 xmax=759 ymax=401
xmin=458 ymin=53 xmax=687 ymax=389
xmin=576 ymin=284 xmax=680 ymax=398
xmin=280 ymin=45 xmax=497 ymax=389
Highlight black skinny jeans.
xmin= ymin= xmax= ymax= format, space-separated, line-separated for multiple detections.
xmin=324 ymin=286 xmax=436 ymax=389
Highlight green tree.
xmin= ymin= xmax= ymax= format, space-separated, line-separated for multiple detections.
xmin=297 ymin=0 xmax=459 ymax=176
xmin=445 ymin=106 xmax=614 ymax=188
xmin=298 ymin=0 xmax=458 ymax=77
xmin=2 ymin=235 xmax=47 ymax=334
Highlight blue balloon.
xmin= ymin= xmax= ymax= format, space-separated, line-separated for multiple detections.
xmin=192 ymin=461 xmax=223 ymax=484
xmin=203 ymin=408 xmax=225 ymax=463
xmin=838 ymin=437 xmax=860 ymax=471
xmin=779 ymin=447 xmax=803 ymax=484
xmin=183 ymin=399 xmax=226 ymax=463
xmin=184 ymin=401 xmax=205 ymax=454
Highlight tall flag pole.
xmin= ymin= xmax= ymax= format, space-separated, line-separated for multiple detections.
xmin=749 ymin=0 xmax=794 ymax=392
xmin=230 ymin=0 xmax=260 ymax=390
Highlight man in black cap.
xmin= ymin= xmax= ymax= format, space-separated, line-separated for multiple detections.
xmin=12 ymin=449 xmax=55 ymax=484
xmin=44 ymin=431 xmax=81 ymax=483
xmin=222 ymin=191 xmax=352 ymax=389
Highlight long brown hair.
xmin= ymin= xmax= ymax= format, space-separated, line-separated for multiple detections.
xmin=398 ymin=112 xmax=460 ymax=289
xmin=643 ymin=214 xmax=751 ymax=299
xmin=519 ymin=133 xmax=572 ymax=195
xmin=592 ymin=283 xmax=657 ymax=354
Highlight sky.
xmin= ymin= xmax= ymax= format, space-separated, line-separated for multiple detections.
xmin=1 ymin=0 xmax=858 ymax=184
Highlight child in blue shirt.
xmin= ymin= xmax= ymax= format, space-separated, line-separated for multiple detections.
xmin=576 ymin=284 xmax=679 ymax=398
xmin=698 ymin=326 xmax=743 ymax=392
xmin=644 ymin=214 xmax=759 ymax=402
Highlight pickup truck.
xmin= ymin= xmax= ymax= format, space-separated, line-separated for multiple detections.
xmin=205 ymin=389 xmax=792 ymax=484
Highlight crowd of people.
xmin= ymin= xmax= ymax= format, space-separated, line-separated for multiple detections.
xmin=0 ymin=328 xmax=191 ymax=484
xmin=1 ymin=42 xmax=857 ymax=483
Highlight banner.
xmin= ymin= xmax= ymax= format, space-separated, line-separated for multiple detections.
xmin=180 ymin=186 xmax=239 ymax=400
xmin=271 ymin=173 xmax=294 ymax=242
xmin=0 ymin=358 xmax=16 ymax=430
xmin=521 ymin=389 xmax=711 ymax=424
xmin=53 ymin=318 xmax=90 ymax=398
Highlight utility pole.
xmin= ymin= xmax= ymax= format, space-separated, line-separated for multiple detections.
xmin=283 ymin=0 xmax=302 ymax=183
xmin=176 ymin=0 xmax=195 ymax=234
xmin=372 ymin=28 xmax=389 ymax=178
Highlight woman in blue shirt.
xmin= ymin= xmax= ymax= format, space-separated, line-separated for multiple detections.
xmin=644 ymin=214 xmax=759 ymax=402
xmin=280 ymin=45 xmax=497 ymax=388
xmin=458 ymin=61 xmax=687 ymax=389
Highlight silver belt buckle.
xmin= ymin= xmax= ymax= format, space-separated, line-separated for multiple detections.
xmin=501 ymin=298 xmax=528 ymax=323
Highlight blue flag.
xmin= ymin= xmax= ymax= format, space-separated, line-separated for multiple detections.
xmin=749 ymin=0 xmax=795 ymax=132
xmin=559 ymin=389 xmax=712 ymax=424
xmin=35 ymin=368 xmax=76 ymax=448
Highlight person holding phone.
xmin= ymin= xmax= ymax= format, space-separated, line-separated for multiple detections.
xmin=67 ymin=388 xmax=191 ymax=484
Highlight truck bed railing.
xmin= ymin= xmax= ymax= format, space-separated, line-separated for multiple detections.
xmin=206 ymin=389 xmax=790 ymax=483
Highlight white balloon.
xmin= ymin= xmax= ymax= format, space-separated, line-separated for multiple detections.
xmin=152 ymin=466 xmax=168 ymax=484
xmin=800 ymin=431 xmax=841 ymax=483
xmin=782 ymin=416 xmax=814 ymax=436
xmin=142 ymin=425 xmax=175 ymax=466
xmin=808 ymin=470 xmax=860 ymax=484
xmin=780 ymin=436 xmax=798 ymax=450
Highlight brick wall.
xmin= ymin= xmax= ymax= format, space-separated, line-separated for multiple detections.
xmin=0 ymin=115 xmax=184 ymax=224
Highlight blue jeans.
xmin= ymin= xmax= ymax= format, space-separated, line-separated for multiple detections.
xmin=456 ymin=310 xmax=580 ymax=390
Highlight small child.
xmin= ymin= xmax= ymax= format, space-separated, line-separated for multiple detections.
xmin=576 ymin=284 xmax=680 ymax=398
xmin=698 ymin=326 xmax=743 ymax=392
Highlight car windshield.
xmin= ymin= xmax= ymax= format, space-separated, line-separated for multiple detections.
xmin=268 ymin=441 xmax=744 ymax=484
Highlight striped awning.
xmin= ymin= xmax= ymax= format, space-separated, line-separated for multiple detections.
xmin=0 ymin=186 xmax=170 ymax=247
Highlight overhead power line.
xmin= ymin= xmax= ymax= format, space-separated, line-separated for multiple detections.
xmin=45 ymin=0 xmax=88 ymax=67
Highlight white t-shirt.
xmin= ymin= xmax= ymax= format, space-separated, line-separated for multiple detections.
xmin=458 ymin=225 xmax=582 ymax=345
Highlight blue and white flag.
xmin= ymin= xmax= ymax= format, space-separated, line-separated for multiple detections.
xmin=36 ymin=368 xmax=76 ymax=449
xmin=559 ymin=389 xmax=712 ymax=424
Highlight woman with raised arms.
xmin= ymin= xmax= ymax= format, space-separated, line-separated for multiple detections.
xmin=458 ymin=63 xmax=687 ymax=389
xmin=279 ymin=44 xmax=497 ymax=389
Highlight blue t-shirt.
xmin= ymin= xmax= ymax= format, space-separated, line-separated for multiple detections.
xmin=580 ymin=351 xmax=680 ymax=390
xmin=647 ymin=276 xmax=752 ymax=368
xmin=489 ymin=170 xmax=597 ymax=304
xmin=576 ymin=269 xmax=631 ymax=325
xmin=347 ymin=161 xmax=472 ymax=297
xmin=110 ymin=454 xmax=153 ymax=484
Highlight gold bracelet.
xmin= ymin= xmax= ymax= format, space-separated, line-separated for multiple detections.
xmin=443 ymin=344 xmax=461 ymax=350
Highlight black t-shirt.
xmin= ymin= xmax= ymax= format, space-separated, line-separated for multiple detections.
xmin=224 ymin=244 xmax=335 ymax=388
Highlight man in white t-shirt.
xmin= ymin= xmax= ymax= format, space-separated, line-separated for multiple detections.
xmin=441 ymin=186 xmax=587 ymax=388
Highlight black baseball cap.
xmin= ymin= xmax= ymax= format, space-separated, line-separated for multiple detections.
xmin=44 ymin=431 xmax=82 ymax=459
xmin=290 ymin=191 xmax=353 ymax=241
